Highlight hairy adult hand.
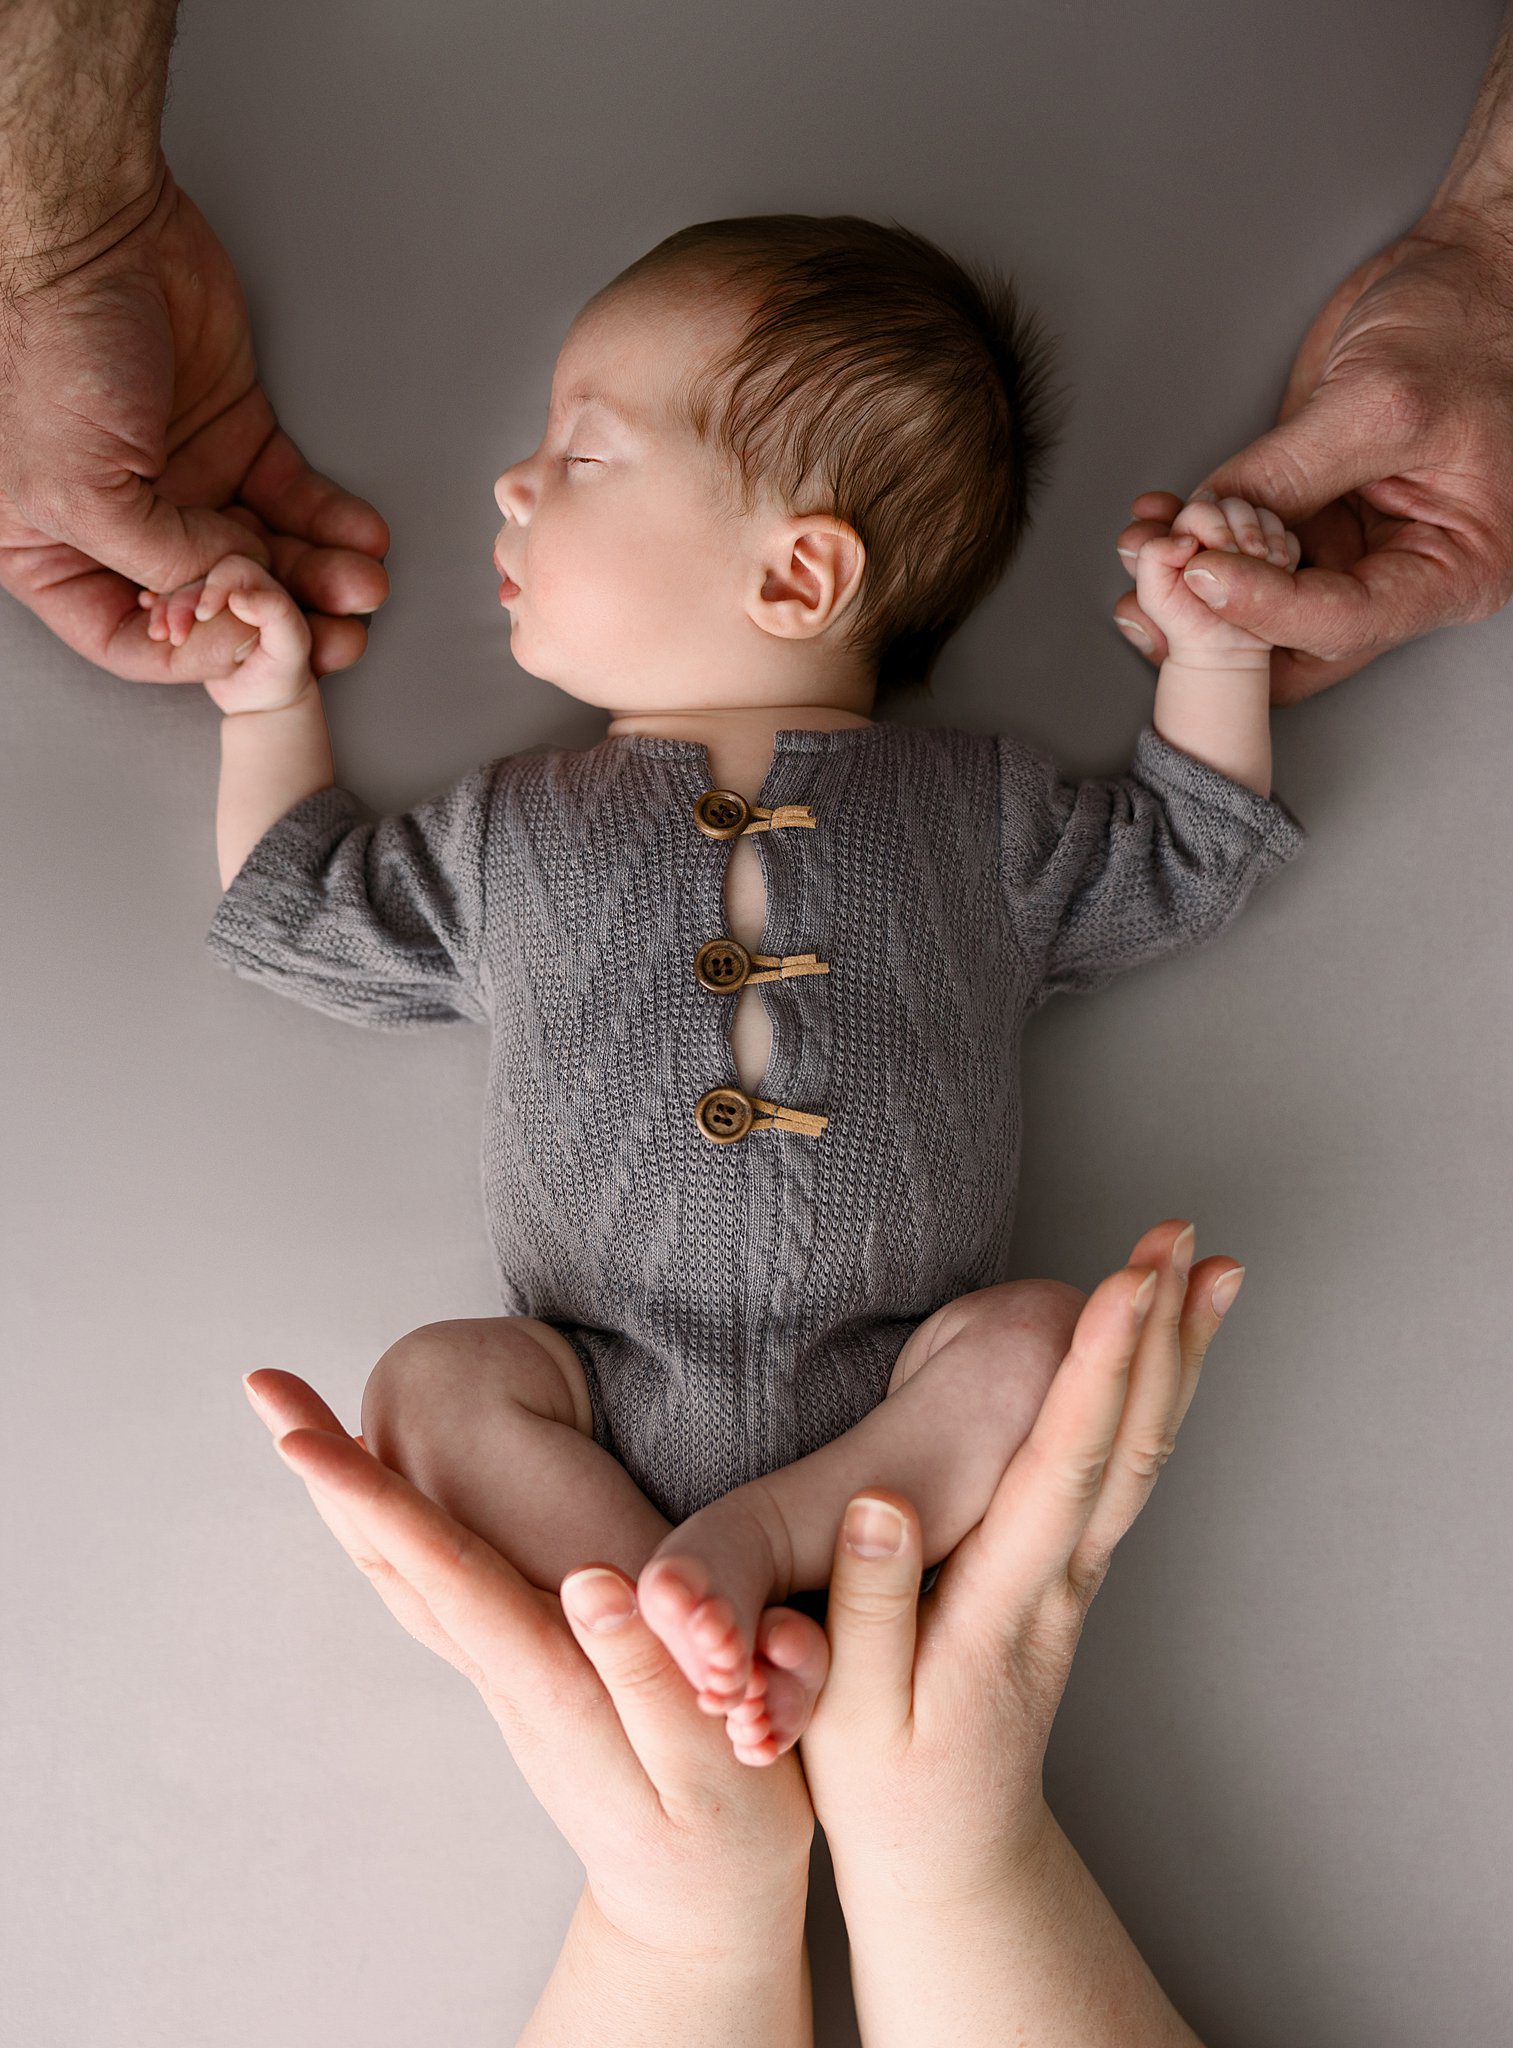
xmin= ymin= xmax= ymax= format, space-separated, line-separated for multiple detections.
xmin=0 ymin=156 xmax=390 ymax=683
xmin=799 ymin=1218 xmax=1242 ymax=1903
xmin=240 ymin=1369 xmax=814 ymax=1956
xmin=1114 ymin=208 xmax=1513 ymax=704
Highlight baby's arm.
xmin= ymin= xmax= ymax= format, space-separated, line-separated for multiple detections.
xmin=140 ymin=559 xmax=334 ymax=889
xmin=1134 ymin=490 xmax=1302 ymax=798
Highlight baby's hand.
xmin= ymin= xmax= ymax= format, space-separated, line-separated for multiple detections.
xmin=1132 ymin=491 xmax=1301 ymax=663
xmin=136 ymin=555 xmax=315 ymax=714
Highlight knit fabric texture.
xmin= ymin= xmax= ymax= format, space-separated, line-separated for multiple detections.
xmin=206 ymin=719 xmax=1306 ymax=1523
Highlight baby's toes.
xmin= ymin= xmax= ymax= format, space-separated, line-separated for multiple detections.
xmin=748 ymin=1606 xmax=830 ymax=1760
xmin=688 ymin=1595 xmax=754 ymax=1706
xmin=725 ymin=1673 xmax=780 ymax=1766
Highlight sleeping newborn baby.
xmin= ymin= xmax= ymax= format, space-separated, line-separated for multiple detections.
xmin=151 ymin=213 xmax=1306 ymax=1765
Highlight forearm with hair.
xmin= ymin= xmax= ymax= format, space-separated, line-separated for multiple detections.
xmin=1425 ymin=1 xmax=1513 ymax=221
xmin=0 ymin=0 xmax=178 ymax=268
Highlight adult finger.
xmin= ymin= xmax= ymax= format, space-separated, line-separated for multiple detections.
xmin=963 ymin=1266 xmax=1157 ymax=1615
xmin=265 ymin=1421 xmax=571 ymax=1722
xmin=238 ymin=423 xmax=391 ymax=615
xmin=1184 ymin=380 xmax=1484 ymax=691
xmin=1190 ymin=376 xmax=1412 ymax=533
xmin=0 ymin=516 xmax=377 ymax=685
xmin=183 ymin=504 xmax=381 ymax=680
xmin=1170 ymin=1256 xmax=1246 ymax=1434
xmin=1075 ymin=1229 xmax=1227 ymax=1567
xmin=1169 ymin=536 xmax=1458 ymax=673
xmin=242 ymin=1370 xmax=465 ymax=1674
xmin=559 ymin=1566 xmax=736 ymax=1797
xmin=808 ymin=1492 xmax=926 ymax=1743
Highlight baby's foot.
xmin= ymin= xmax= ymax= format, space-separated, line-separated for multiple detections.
xmin=637 ymin=1487 xmax=789 ymax=1714
xmin=722 ymin=1606 xmax=831 ymax=1767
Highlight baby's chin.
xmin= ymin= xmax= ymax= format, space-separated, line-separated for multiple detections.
xmin=502 ymin=634 xmax=615 ymax=711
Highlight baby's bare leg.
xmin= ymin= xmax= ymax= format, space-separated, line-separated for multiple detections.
xmin=360 ymin=1316 xmax=671 ymax=1592
xmin=637 ymin=1279 xmax=1086 ymax=1747
xmin=757 ymin=1277 xmax=1087 ymax=1586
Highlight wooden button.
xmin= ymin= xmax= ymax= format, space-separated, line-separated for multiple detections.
xmin=692 ymin=788 xmax=751 ymax=839
xmin=694 ymin=937 xmax=751 ymax=992
xmin=694 ymin=1086 xmax=755 ymax=1143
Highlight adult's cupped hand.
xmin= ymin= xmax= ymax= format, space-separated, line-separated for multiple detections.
xmin=1113 ymin=208 xmax=1513 ymax=704
xmin=0 ymin=155 xmax=389 ymax=682
xmin=798 ymin=1219 xmax=1242 ymax=1901
xmin=240 ymin=1370 xmax=814 ymax=1955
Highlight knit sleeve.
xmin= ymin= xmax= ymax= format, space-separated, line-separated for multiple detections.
xmin=204 ymin=762 xmax=497 ymax=1029
xmin=995 ymin=723 xmax=1306 ymax=1005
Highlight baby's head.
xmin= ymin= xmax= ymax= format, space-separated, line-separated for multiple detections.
xmin=492 ymin=214 xmax=1068 ymax=720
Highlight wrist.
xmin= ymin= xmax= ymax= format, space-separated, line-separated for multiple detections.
xmin=586 ymin=1864 xmax=809 ymax=1974
xmin=0 ymin=147 xmax=169 ymax=300
xmin=1160 ymin=649 xmax=1271 ymax=677
xmin=215 ymin=676 xmax=322 ymax=720
xmin=829 ymin=1793 xmax=1055 ymax=1920
xmin=522 ymin=1881 xmax=812 ymax=2048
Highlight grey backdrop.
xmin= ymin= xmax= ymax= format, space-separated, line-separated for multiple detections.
xmin=4 ymin=3 xmax=1510 ymax=2042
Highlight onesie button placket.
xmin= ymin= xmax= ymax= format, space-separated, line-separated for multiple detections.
xmin=690 ymin=780 xmax=829 ymax=1144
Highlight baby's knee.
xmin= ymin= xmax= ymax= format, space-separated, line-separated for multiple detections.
xmin=951 ymin=1277 xmax=1086 ymax=1415
xmin=361 ymin=1319 xmax=478 ymax=1456
xmin=360 ymin=1316 xmax=591 ymax=1456
xmin=991 ymin=1277 xmax=1087 ymax=1357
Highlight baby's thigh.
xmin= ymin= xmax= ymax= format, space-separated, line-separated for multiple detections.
xmin=360 ymin=1314 xmax=595 ymax=1458
xmin=885 ymin=1278 xmax=1087 ymax=1427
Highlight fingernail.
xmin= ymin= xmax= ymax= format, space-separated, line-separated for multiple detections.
xmin=1210 ymin=1267 xmax=1246 ymax=1317
xmin=843 ymin=1496 xmax=906 ymax=1557
xmin=1116 ymin=619 xmax=1152 ymax=651
xmin=1116 ymin=547 xmax=1137 ymax=565
xmin=560 ymin=1567 xmax=637 ymax=1632
xmin=242 ymin=1372 xmax=272 ymax=1418
xmin=1183 ymin=568 xmax=1226 ymax=602
xmin=1188 ymin=487 xmax=1217 ymax=502
xmin=232 ymin=634 xmax=258 ymax=663
xmin=1133 ymin=1269 xmax=1159 ymax=1317
xmin=1172 ymin=1223 xmax=1196 ymax=1278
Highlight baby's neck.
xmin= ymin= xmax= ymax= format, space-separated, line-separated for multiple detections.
xmin=602 ymin=703 xmax=875 ymax=796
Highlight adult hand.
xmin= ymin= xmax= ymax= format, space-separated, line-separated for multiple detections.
xmin=239 ymin=1368 xmax=814 ymax=1958
xmin=800 ymin=1218 xmax=1240 ymax=1902
xmin=0 ymin=155 xmax=390 ymax=684
xmin=1113 ymin=207 xmax=1513 ymax=704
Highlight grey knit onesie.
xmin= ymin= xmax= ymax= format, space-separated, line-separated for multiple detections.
xmin=206 ymin=719 xmax=1305 ymax=1525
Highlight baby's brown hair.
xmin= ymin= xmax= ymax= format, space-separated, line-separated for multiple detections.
xmin=598 ymin=214 xmax=1070 ymax=707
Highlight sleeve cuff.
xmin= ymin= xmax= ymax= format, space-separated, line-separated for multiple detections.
xmin=205 ymin=785 xmax=367 ymax=965
xmin=1131 ymin=723 xmax=1307 ymax=869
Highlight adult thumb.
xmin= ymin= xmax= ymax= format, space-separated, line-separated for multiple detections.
xmin=816 ymin=1492 xmax=923 ymax=1735
xmin=1191 ymin=374 xmax=1402 ymax=530
xmin=558 ymin=1566 xmax=715 ymax=1789
xmin=55 ymin=475 xmax=271 ymax=595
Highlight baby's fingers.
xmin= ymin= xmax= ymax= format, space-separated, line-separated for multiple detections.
xmin=215 ymin=578 xmax=310 ymax=663
xmin=1138 ymin=531 xmax=1201 ymax=573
